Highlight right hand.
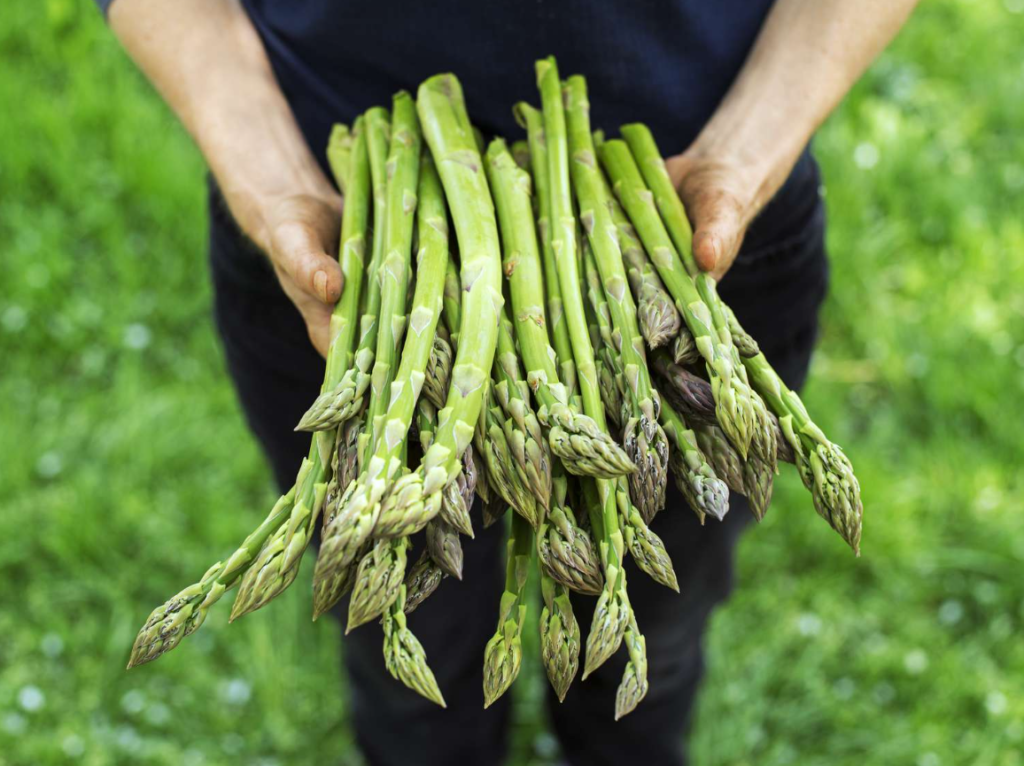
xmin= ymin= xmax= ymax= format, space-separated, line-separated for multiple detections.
xmin=261 ymin=192 xmax=344 ymax=357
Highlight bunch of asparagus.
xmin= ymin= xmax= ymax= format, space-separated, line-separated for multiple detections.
xmin=127 ymin=59 xmax=861 ymax=720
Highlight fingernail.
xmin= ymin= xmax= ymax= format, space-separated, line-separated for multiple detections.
xmin=313 ymin=270 xmax=328 ymax=302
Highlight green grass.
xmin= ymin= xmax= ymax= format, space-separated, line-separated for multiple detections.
xmin=2 ymin=1 xmax=1023 ymax=764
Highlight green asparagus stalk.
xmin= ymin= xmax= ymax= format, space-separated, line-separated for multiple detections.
xmin=229 ymin=455 xmax=328 ymax=620
xmin=373 ymin=74 xmax=504 ymax=538
xmin=347 ymin=535 xmax=410 ymax=631
xmin=593 ymin=131 xmax=682 ymax=350
xmin=695 ymin=425 xmax=744 ymax=497
xmin=382 ymin=583 xmax=446 ymax=706
xmin=482 ymin=511 xmax=532 ymax=708
xmin=313 ymin=139 xmax=447 ymax=618
xmin=484 ymin=135 xmax=633 ymax=479
xmin=659 ymin=400 xmax=730 ymax=523
xmin=597 ymin=138 xmax=759 ymax=462
xmin=672 ymin=327 xmax=700 ymax=366
xmin=425 ymin=517 xmax=464 ymax=579
xmin=581 ymin=482 xmax=630 ymax=679
xmin=229 ymin=117 xmax=382 ymax=620
xmin=510 ymin=138 xmax=531 ymax=171
xmin=127 ymin=487 xmax=296 ymax=667
xmin=423 ymin=326 xmax=453 ymax=409
xmin=539 ymin=570 xmax=581 ymax=703
xmin=536 ymin=470 xmax=603 ymax=595
xmin=607 ymin=475 xmax=679 ymax=592
xmin=366 ymin=92 xmax=422 ymax=453
xmin=492 ymin=307 xmax=550 ymax=521
xmin=741 ymin=349 xmax=863 ymax=553
xmin=653 ymin=352 xmax=795 ymax=464
xmin=577 ymin=217 xmax=669 ymax=522
xmin=536 ymin=57 xmax=638 ymax=682
xmin=326 ymin=123 xmax=353 ymax=193
xmin=512 ymin=102 xmax=577 ymax=397
xmin=618 ymin=125 xmax=778 ymax=472
xmin=296 ymin=114 xmax=379 ymax=432
xmin=482 ymin=385 xmax=540 ymax=526
xmin=566 ymin=75 xmax=670 ymax=521
xmin=442 ymin=257 xmax=461 ymax=347
xmin=615 ymin=610 xmax=649 ymax=720
xmin=619 ymin=124 xmax=694 ymax=267
xmin=403 ymin=549 xmax=446 ymax=615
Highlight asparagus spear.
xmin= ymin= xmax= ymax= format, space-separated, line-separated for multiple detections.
xmin=579 ymin=225 xmax=669 ymax=524
xmin=539 ymin=570 xmax=581 ymax=703
xmin=347 ymin=535 xmax=409 ymax=631
xmin=536 ymin=470 xmax=603 ymax=596
xmin=296 ymin=113 xmax=382 ymax=432
xmin=373 ymin=74 xmax=504 ymax=538
xmin=326 ymin=123 xmax=353 ymax=193
xmin=314 ymin=136 xmax=447 ymax=618
xmin=382 ymin=583 xmax=446 ymax=706
xmin=402 ymin=549 xmax=446 ymax=615
xmin=618 ymin=125 xmax=779 ymax=472
xmin=493 ymin=311 xmax=550 ymax=517
xmin=740 ymin=348 xmax=863 ymax=553
xmin=366 ymin=92 xmax=422 ymax=453
xmin=565 ymin=76 xmax=669 ymax=522
xmin=510 ymin=138 xmax=531 ymax=171
xmin=659 ymin=399 xmax=730 ymax=523
xmin=593 ymin=130 xmax=682 ymax=350
xmin=615 ymin=610 xmax=649 ymax=720
xmin=438 ymin=271 xmax=499 ymax=513
xmin=482 ymin=383 xmax=540 ymax=526
xmin=512 ymin=102 xmax=577 ymax=397
xmin=597 ymin=139 xmax=759 ymax=462
xmin=425 ymin=517 xmax=464 ymax=579
xmin=442 ymin=257 xmax=462 ymax=347
xmin=127 ymin=487 xmax=295 ymax=667
xmin=423 ymin=326 xmax=453 ymax=409
xmin=229 ymin=115 xmax=381 ymax=620
xmin=536 ymin=57 xmax=640 ymax=682
xmin=482 ymin=511 xmax=532 ymax=708
xmin=652 ymin=352 xmax=795 ymax=462
xmin=672 ymin=327 xmax=701 ymax=366
xmin=484 ymin=136 xmax=634 ymax=479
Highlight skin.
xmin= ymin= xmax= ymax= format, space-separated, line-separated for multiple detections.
xmin=109 ymin=0 xmax=919 ymax=351
xmin=667 ymin=0 xmax=919 ymax=279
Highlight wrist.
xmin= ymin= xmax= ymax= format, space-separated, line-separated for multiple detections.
xmin=687 ymin=109 xmax=810 ymax=217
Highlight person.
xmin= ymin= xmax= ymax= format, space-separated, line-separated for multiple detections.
xmin=95 ymin=1 xmax=917 ymax=764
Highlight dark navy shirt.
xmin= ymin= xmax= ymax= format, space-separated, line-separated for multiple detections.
xmin=97 ymin=0 xmax=822 ymax=256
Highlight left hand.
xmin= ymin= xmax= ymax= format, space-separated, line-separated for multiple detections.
xmin=664 ymin=149 xmax=765 ymax=281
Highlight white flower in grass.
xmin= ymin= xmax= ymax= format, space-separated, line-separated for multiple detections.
xmin=903 ymin=649 xmax=929 ymax=675
xmin=853 ymin=142 xmax=879 ymax=170
xmin=18 ymin=685 xmax=45 ymax=712
xmin=62 ymin=734 xmax=86 ymax=757
xmin=986 ymin=691 xmax=1008 ymax=716
xmin=123 ymin=322 xmax=152 ymax=350
xmin=796 ymin=612 xmax=822 ymax=637
xmin=937 ymin=600 xmax=964 ymax=626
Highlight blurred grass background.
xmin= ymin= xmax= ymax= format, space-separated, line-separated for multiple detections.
xmin=2 ymin=1 xmax=1023 ymax=764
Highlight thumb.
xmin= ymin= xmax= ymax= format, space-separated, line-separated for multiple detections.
xmin=272 ymin=220 xmax=343 ymax=304
xmin=684 ymin=190 xmax=745 ymax=276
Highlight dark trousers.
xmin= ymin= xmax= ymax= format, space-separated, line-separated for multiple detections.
xmin=207 ymin=167 xmax=829 ymax=766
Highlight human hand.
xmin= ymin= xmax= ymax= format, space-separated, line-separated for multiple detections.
xmin=261 ymin=192 xmax=344 ymax=356
xmin=664 ymin=149 xmax=765 ymax=281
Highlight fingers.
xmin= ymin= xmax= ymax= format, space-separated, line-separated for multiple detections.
xmin=276 ymin=266 xmax=333 ymax=358
xmin=272 ymin=219 xmax=344 ymax=304
xmin=686 ymin=190 xmax=745 ymax=277
xmin=670 ymin=159 xmax=749 ymax=279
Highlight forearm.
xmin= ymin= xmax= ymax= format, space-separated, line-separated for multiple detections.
xmin=109 ymin=0 xmax=337 ymax=251
xmin=692 ymin=0 xmax=919 ymax=209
